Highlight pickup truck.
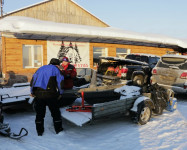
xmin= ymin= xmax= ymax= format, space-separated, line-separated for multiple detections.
xmin=97 ymin=53 xmax=160 ymax=86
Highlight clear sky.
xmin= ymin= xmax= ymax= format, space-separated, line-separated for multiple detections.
xmin=2 ymin=0 xmax=187 ymax=39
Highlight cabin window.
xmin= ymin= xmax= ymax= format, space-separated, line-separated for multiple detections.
xmin=116 ymin=48 xmax=131 ymax=58
xmin=93 ymin=47 xmax=108 ymax=67
xmin=22 ymin=45 xmax=43 ymax=68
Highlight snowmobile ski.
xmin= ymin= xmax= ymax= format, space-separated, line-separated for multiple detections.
xmin=8 ymin=128 xmax=28 ymax=140
xmin=0 ymin=123 xmax=28 ymax=140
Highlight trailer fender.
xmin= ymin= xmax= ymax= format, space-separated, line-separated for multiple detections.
xmin=130 ymin=96 xmax=154 ymax=112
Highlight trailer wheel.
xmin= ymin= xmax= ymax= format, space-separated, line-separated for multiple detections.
xmin=133 ymin=75 xmax=144 ymax=86
xmin=137 ymin=102 xmax=152 ymax=125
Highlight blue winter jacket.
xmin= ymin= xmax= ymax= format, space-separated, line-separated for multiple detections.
xmin=30 ymin=65 xmax=64 ymax=95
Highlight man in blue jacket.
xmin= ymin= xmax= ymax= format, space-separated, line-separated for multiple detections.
xmin=30 ymin=58 xmax=64 ymax=136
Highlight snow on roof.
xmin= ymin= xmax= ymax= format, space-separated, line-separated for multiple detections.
xmin=127 ymin=53 xmax=160 ymax=57
xmin=162 ymin=54 xmax=187 ymax=58
xmin=0 ymin=16 xmax=187 ymax=49
xmin=99 ymin=56 xmax=148 ymax=65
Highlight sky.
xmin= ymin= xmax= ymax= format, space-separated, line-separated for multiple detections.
xmin=2 ymin=0 xmax=187 ymax=39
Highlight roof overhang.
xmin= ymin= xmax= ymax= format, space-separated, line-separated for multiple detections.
xmin=0 ymin=16 xmax=187 ymax=52
xmin=2 ymin=32 xmax=181 ymax=51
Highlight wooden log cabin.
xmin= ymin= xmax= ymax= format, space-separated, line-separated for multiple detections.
xmin=0 ymin=0 xmax=186 ymax=85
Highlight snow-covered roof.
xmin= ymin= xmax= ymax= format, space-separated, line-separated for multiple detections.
xmin=0 ymin=16 xmax=187 ymax=49
xmin=99 ymin=56 xmax=148 ymax=65
xmin=162 ymin=54 xmax=187 ymax=58
xmin=127 ymin=53 xmax=160 ymax=57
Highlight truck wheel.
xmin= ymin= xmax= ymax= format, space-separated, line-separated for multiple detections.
xmin=137 ymin=102 xmax=152 ymax=125
xmin=133 ymin=75 xmax=144 ymax=86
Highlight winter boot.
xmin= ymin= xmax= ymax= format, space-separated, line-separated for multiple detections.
xmin=54 ymin=119 xmax=63 ymax=134
xmin=35 ymin=120 xmax=44 ymax=136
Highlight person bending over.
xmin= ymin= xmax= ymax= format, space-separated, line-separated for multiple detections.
xmin=30 ymin=58 xmax=64 ymax=136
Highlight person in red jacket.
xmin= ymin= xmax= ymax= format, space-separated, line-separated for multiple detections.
xmin=61 ymin=57 xmax=77 ymax=89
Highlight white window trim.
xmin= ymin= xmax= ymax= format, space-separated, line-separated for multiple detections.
xmin=93 ymin=47 xmax=108 ymax=67
xmin=116 ymin=48 xmax=131 ymax=57
xmin=23 ymin=45 xmax=43 ymax=68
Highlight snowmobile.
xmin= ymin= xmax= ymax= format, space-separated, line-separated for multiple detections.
xmin=0 ymin=102 xmax=28 ymax=140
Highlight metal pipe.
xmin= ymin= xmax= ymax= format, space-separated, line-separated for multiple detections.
xmin=0 ymin=0 xmax=3 ymax=18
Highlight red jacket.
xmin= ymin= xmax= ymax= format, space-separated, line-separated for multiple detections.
xmin=61 ymin=63 xmax=77 ymax=89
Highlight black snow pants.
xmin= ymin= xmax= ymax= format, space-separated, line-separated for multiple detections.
xmin=34 ymin=95 xmax=63 ymax=135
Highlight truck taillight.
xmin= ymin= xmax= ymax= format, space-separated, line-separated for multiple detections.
xmin=180 ymin=72 xmax=187 ymax=79
xmin=121 ymin=67 xmax=128 ymax=73
xmin=152 ymin=69 xmax=157 ymax=74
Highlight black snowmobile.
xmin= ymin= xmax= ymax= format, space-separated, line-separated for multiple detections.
xmin=0 ymin=102 xmax=28 ymax=140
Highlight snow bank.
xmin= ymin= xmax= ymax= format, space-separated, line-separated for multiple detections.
xmin=0 ymin=83 xmax=187 ymax=149
xmin=1 ymin=100 xmax=187 ymax=150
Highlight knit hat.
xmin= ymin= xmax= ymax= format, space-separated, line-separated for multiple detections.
xmin=62 ymin=57 xmax=69 ymax=62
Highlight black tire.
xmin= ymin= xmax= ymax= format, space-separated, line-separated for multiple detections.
xmin=137 ymin=102 xmax=152 ymax=125
xmin=133 ymin=75 xmax=144 ymax=86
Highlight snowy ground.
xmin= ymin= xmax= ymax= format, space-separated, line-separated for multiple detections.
xmin=0 ymin=94 xmax=187 ymax=150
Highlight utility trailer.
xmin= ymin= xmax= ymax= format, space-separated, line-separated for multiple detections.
xmin=0 ymin=83 xmax=31 ymax=106
xmin=61 ymin=89 xmax=155 ymax=126
xmin=61 ymin=84 xmax=176 ymax=126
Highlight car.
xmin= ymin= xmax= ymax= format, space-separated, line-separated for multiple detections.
xmin=97 ymin=53 xmax=160 ymax=86
xmin=151 ymin=54 xmax=187 ymax=94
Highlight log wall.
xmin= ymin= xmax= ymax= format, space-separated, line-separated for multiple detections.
xmin=89 ymin=43 xmax=174 ymax=69
xmin=1 ymin=37 xmax=174 ymax=83
xmin=2 ymin=37 xmax=47 ymax=82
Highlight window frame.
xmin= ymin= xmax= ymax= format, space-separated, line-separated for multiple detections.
xmin=22 ymin=45 xmax=43 ymax=68
xmin=93 ymin=47 xmax=108 ymax=67
xmin=116 ymin=48 xmax=131 ymax=58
